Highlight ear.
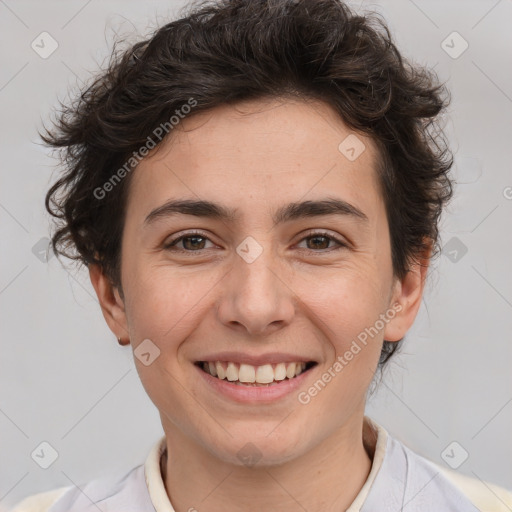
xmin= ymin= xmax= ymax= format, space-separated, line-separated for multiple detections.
xmin=383 ymin=244 xmax=431 ymax=342
xmin=88 ymin=264 xmax=130 ymax=345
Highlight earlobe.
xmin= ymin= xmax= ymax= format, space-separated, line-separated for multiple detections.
xmin=88 ymin=264 xmax=129 ymax=342
xmin=383 ymin=246 xmax=431 ymax=343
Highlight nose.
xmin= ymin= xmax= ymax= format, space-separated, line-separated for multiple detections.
xmin=216 ymin=245 xmax=296 ymax=336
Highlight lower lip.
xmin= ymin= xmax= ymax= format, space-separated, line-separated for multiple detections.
xmin=195 ymin=364 xmax=314 ymax=403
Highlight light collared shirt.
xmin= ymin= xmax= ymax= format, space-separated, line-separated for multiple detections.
xmin=10 ymin=417 xmax=510 ymax=511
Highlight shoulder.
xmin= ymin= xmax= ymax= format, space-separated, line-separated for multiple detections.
xmin=8 ymin=464 xmax=152 ymax=512
xmin=396 ymin=439 xmax=512 ymax=512
xmin=367 ymin=431 xmax=512 ymax=512
xmin=8 ymin=487 xmax=72 ymax=512
xmin=363 ymin=432 xmax=480 ymax=511
xmin=394 ymin=438 xmax=480 ymax=510
xmin=9 ymin=436 xmax=167 ymax=512
xmin=440 ymin=465 xmax=512 ymax=512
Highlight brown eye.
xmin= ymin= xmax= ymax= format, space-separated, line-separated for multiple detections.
xmin=164 ymin=232 xmax=215 ymax=252
xmin=181 ymin=235 xmax=207 ymax=250
xmin=296 ymin=232 xmax=346 ymax=252
xmin=306 ymin=235 xmax=331 ymax=250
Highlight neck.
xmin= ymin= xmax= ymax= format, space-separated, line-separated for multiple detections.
xmin=160 ymin=416 xmax=375 ymax=512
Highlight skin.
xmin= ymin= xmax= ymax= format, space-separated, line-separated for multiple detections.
xmin=90 ymin=97 xmax=429 ymax=512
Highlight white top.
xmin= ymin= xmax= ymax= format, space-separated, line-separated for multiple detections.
xmin=10 ymin=417 xmax=511 ymax=512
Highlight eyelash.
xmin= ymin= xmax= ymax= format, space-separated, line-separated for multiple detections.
xmin=163 ymin=230 xmax=347 ymax=254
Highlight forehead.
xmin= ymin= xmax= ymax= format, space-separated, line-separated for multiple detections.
xmin=125 ymin=97 xmax=383 ymax=225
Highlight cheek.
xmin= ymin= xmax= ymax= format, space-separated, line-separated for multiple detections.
xmin=123 ymin=259 xmax=210 ymax=341
xmin=304 ymin=263 xmax=389 ymax=332
xmin=304 ymin=275 xmax=386 ymax=398
xmin=122 ymin=264 xmax=201 ymax=414
xmin=299 ymin=267 xmax=390 ymax=400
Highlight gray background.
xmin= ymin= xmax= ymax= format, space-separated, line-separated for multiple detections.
xmin=1 ymin=0 xmax=511 ymax=509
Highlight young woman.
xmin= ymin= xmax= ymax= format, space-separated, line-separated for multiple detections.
xmin=10 ymin=0 xmax=510 ymax=510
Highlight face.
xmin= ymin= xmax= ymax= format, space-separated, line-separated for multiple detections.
xmin=91 ymin=97 xmax=426 ymax=466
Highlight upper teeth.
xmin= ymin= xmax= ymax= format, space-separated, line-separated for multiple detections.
xmin=203 ymin=361 xmax=307 ymax=383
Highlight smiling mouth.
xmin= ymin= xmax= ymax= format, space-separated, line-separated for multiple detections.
xmin=195 ymin=360 xmax=317 ymax=386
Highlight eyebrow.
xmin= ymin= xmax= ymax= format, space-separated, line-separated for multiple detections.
xmin=144 ymin=197 xmax=369 ymax=227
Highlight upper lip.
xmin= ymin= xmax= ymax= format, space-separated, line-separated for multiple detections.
xmin=195 ymin=352 xmax=317 ymax=366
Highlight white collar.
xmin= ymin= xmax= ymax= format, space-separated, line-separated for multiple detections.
xmin=143 ymin=416 xmax=388 ymax=512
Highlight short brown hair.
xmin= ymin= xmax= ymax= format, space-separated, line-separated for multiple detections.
xmin=42 ymin=0 xmax=453 ymax=365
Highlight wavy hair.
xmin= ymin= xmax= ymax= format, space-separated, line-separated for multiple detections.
xmin=42 ymin=0 xmax=453 ymax=365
